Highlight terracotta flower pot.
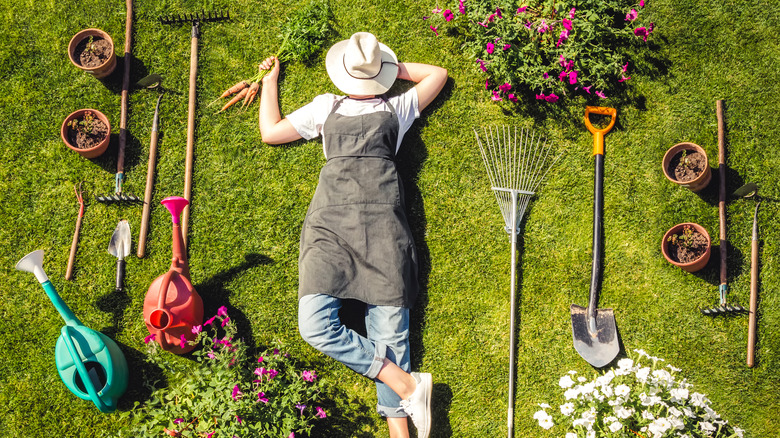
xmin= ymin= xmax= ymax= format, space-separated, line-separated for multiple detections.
xmin=661 ymin=222 xmax=711 ymax=272
xmin=67 ymin=28 xmax=117 ymax=78
xmin=61 ymin=109 xmax=111 ymax=159
xmin=662 ymin=142 xmax=712 ymax=192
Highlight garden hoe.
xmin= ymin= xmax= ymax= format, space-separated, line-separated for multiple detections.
xmin=161 ymin=10 xmax=231 ymax=248
xmin=475 ymin=126 xmax=562 ymax=438
xmin=571 ymin=106 xmax=619 ymax=368
xmin=137 ymin=93 xmax=164 ymax=258
xmin=733 ymin=183 xmax=761 ymax=366
xmin=700 ymin=101 xmax=746 ymax=316
xmin=96 ymin=0 xmax=142 ymax=204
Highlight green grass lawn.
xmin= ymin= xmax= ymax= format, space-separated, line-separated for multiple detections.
xmin=1 ymin=0 xmax=779 ymax=436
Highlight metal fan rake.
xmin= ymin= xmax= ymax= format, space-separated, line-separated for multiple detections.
xmin=474 ymin=126 xmax=561 ymax=438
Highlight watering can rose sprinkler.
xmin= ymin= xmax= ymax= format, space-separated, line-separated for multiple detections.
xmin=143 ymin=196 xmax=203 ymax=354
xmin=15 ymin=250 xmax=129 ymax=413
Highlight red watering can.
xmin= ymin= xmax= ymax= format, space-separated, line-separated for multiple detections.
xmin=143 ymin=196 xmax=203 ymax=354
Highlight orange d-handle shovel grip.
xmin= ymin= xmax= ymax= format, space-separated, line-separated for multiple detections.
xmin=584 ymin=106 xmax=617 ymax=156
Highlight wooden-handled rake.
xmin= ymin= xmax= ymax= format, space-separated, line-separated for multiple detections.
xmin=160 ymin=10 xmax=231 ymax=249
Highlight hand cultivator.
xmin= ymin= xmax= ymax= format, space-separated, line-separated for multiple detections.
xmin=161 ymin=10 xmax=231 ymax=248
xmin=475 ymin=126 xmax=561 ymax=438
xmin=700 ymin=101 xmax=746 ymax=316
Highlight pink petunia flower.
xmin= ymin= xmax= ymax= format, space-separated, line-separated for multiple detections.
xmin=180 ymin=334 xmax=187 ymax=348
xmin=217 ymin=306 xmax=228 ymax=317
xmin=622 ymin=62 xmax=630 ymax=72
xmin=559 ymin=71 xmax=568 ymax=82
xmin=517 ymin=6 xmax=527 ymax=14
xmin=524 ymin=21 xmax=533 ymax=29
xmin=458 ymin=0 xmax=465 ymax=14
xmin=569 ymin=8 xmax=576 ymax=19
xmin=432 ymin=7 xmax=442 ymax=13
xmin=640 ymin=0 xmax=645 ymax=7
xmin=232 ymin=385 xmax=243 ymax=401
xmin=634 ymin=27 xmax=650 ymax=41
xmin=503 ymin=43 xmax=511 ymax=51
xmin=315 ymin=407 xmax=327 ymax=419
xmin=626 ymin=9 xmax=638 ymax=21
xmin=562 ymin=19 xmax=573 ymax=31
xmin=288 ymin=433 xmax=295 ymax=438
xmin=557 ymin=29 xmax=569 ymax=47
xmin=486 ymin=42 xmax=495 ymax=54
xmin=207 ymin=433 xmax=214 ymax=438
xmin=476 ymin=59 xmax=487 ymax=72
xmin=174 ymin=418 xmax=184 ymax=424
xmin=207 ymin=352 xmax=216 ymax=359
xmin=478 ymin=21 xmax=488 ymax=28
xmin=258 ymin=391 xmax=269 ymax=403
xmin=498 ymin=82 xmax=512 ymax=92
xmin=583 ymin=86 xmax=592 ymax=94
xmin=236 ymin=416 xmax=242 ymax=424
xmin=495 ymin=7 xmax=503 ymax=19
xmin=485 ymin=79 xmax=490 ymax=89
xmin=491 ymin=90 xmax=502 ymax=101
xmin=257 ymin=356 xmax=264 ymax=363
xmin=191 ymin=325 xmax=202 ymax=335
xmin=538 ymin=19 xmax=550 ymax=33
xmin=302 ymin=370 xmax=317 ymax=382
xmin=443 ymin=9 xmax=454 ymax=22
xmin=596 ymin=90 xmax=607 ymax=98
xmin=568 ymin=70 xmax=578 ymax=85
xmin=144 ymin=333 xmax=156 ymax=344
xmin=508 ymin=94 xmax=518 ymax=103
xmin=543 ymin=72 xmax=549 ymax=79
xmin=221 ymin=316 xmax=231 ymax=327
xmin=618 ymin=75 xmax=631 ymax=82
xmin=430 ymin=25 xmax=439 ymax=35
xmin=296 ymin=403 xmax=306 ymax=414
xmin=204 ymin=315 xmax=217 ymax=326
xmin=545 ymin=94 xmax=559 ymax=103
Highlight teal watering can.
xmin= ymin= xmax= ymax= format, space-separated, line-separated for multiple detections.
xmin=15 ymin=250 xmax=129 ymax=413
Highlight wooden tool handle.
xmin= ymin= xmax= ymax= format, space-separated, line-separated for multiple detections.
xmin=138 ymin=129 xmax=159 ymax=258
xmin=716 ymin=100 xmax=727 ymax=288
xmin=65 ymin=215 xmax=83 ymax=280
xmin=118 ymin=0 xmax=133 ymax=174
xmin=182 ymin=25 xmax=199 ymax=249
xmin=747 ymin=237 xmax=759 ymax=367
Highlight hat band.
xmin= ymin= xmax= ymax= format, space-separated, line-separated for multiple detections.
xmin=343 ymin=55 xmax=397 ymax=80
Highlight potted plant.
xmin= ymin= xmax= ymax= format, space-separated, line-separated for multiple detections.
xmin=61 ymin=109 xmax=111 ymax=158
xmin=67 ymin=28 xmax=117 ymax=78
xmin=661 ymin=222 xmax=712 ymax=272
xmin=662 ymin=142 xmax=712 ymax=192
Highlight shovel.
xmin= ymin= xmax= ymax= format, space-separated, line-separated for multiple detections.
xmin=108 ymin=220 xmax=131 ymax=292
xmin=571 ymin=106 xmax=619 ymax=368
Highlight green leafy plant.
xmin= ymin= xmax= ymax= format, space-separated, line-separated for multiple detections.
xmin=425 ymin=0 xmax=655 ymax=103
xmin=119 ymin=307 xmax=328 ymax=438
xmin=534 ymin=349 xmax=745 ymax=438
xmin=67 ymin=110 xmax=97 ymax=135
xmin=667 ymin=225 xmax=696 ymax=249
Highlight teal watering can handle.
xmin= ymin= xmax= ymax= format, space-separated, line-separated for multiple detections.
xmin=43 ymin=281 xmax=82 ymax=327
xmin=60 ymin=326 xmax=113 ymax=412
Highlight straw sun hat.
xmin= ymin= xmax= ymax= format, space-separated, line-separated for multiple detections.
xmin=325 ymin=32 xmax=399 ymax=96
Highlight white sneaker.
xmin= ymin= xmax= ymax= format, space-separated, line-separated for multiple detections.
xmin=398 ymin=372 xmax=432 ymax=438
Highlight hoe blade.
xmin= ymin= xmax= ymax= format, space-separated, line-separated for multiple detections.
xmin=570 ymin=304 xmax=619 ymax=368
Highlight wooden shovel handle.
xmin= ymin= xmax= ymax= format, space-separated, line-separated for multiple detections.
xmin=182 ymin=24 xmax=199 ymax=249
xmin=747 ymin=237 xmax=759 ymax=367
xmin=118 ymin=0 xmax=133 ymax=175
xmin=137 ymin=129 xmax=159 ymax=258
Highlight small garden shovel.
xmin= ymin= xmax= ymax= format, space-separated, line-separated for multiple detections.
xmin=571 ymin=106 xmax=619 ymax=368
xmin=108 ymin=220 xmax=131 ymax=292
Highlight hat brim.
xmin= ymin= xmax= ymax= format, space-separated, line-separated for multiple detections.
xmin=325 ymin=39 xmax=399 ymax=96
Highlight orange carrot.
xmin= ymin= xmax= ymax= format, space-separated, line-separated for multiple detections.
xmin=241 ymin=82 xmax=261 ymax=108
xmin=220 ymin=87 xmax=250 ymax=112
xmin=208 ymin=81 xmax=249 ymax=107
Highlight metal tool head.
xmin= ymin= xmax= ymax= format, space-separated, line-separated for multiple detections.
xmin=160 ymin=10 xmax=230 ymax=25
xmin=108 ymin=220 xmax=132 ymax=259
xmin=570 ymin=304 xmax=619 ymax=368
xmin=700 ymin=303 xmax=748 ymax=316
xmin=733 ymin=182 xmax=759 ymax=199
xmin=96 ymin=192 xmax=143 ymax=204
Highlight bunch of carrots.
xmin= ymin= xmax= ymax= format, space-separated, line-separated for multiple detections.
xmin=211 ymin=0 xmax=333 ymax=113
xmin=211 ymin=67 xmax=267 ymax=112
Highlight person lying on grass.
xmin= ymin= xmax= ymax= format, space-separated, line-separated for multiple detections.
xmin=258 ymin=32 xmax=447 ymax=438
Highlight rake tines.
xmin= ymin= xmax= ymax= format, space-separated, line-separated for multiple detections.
xmin=160 ymin=10 xmax=230 ymax=25
xmin=95 ymin=192 xmax=143 ymax=204
xmin=700 ymin=303 xmax=747 ymax=316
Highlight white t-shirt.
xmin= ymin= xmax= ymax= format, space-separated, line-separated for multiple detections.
xmin=286 ymin=88 xmax=420 ymax=157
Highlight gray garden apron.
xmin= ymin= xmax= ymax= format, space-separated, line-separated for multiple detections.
xmin=298 ymin=97 xmax=419 ymax=308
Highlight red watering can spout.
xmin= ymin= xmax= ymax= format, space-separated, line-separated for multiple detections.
xmin=143 ymin=195 xmax=203 ymax=355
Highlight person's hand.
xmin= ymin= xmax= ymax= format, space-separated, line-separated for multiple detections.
xmin=259 ymin=56 xmax=280 ymax=85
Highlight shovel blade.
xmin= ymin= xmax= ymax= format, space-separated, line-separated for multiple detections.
xmin=108 ymin=220 xmax=132 ymax=259
xmin=570 ymin=304 xmax=619 ymax=368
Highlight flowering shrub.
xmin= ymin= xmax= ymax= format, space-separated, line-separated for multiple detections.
xmin=534 ymin=350 xmax=745 ymax=438
xmin=425 ymin=0 xmax=656 ymax=103
xmin=119 ymin=307 xmax=327 ymax=438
